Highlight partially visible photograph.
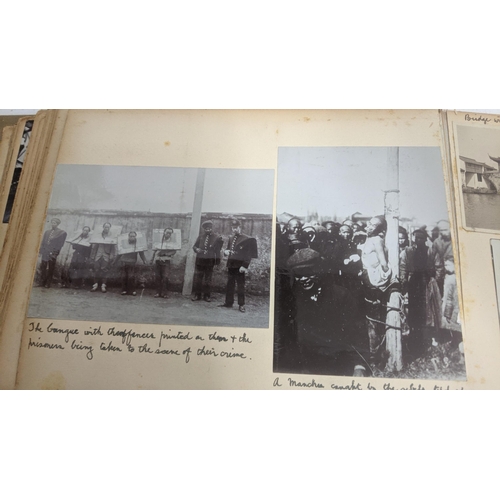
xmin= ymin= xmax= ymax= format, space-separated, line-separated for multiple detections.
xmin=456 ymin=125 xmax=500 ymax=231
xmin=274 ymin=147 xmax=465 ymax=380
xmin=491 ymin=239 xmax=500 ymax=322
xmin=3 ymin=119 xmax=33 ymax=223
xmin=28 ymin=165 xmax=274 ymax=329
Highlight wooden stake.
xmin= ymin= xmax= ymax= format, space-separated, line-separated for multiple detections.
xmin=182 ymin=168 xmax=205 ymax=296
xmin=384 ymin=147 xmax=403 ymax=371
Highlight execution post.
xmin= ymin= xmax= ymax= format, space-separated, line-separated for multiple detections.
xmin=182 ymin=168 xmax=206 ymax=296
xmin=384 ymin=147 xmax=403 ymax=372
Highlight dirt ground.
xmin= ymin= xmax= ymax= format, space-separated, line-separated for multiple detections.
xmin=28 ymin=285 xmax=270 ymax=328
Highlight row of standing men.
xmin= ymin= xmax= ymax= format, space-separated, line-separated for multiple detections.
xmin=38 ymin=218 xmax=258 ymax=313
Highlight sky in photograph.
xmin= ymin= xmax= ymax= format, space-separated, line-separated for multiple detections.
xmin=277 ymin=147 xmax=449 ymax=227
xmin=50 ymin=165 xmax=274 ymax=214
xmin=456 ymin=125 xmax=500 ymax=168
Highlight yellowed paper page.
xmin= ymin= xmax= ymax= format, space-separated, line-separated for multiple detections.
xmin=1 ymin=109 xmax=489 ymax=389
xmin=0 ymin=124 xmax=15 ymax=181
xmin=0 ymin=124 xmax=15 ymax=250
xmin=0 ymin=110 xmax=68 ymax=389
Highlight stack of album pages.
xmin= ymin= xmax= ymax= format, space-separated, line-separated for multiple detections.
xmin=0 ymin=109 xmax=499 ymax=389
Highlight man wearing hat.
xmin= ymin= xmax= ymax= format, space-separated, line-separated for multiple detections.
xmin=38 ymin=218 xmax=67 ymax=288
xmin=218 ymin=219 xmax=258 ymax=313
xmin=400 ymin=227 xmax=442 ymax=359
xmin=191 ymin=220 xmax=223 ymax=302
xmin=280 ymin=248 xmax=368 ymax=376
xmin=431 ymin=219 xmax=452 ymax=295
xmin=286 ymin=217 xmax=308 ymax=255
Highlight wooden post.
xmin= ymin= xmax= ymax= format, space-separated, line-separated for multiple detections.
xmin=384 ymin=147 xmax=403 ymax=372
xmin=182 ymin=168 xmax=205 ymax=296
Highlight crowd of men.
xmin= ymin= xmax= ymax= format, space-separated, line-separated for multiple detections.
xmin=37 ymin=218 xmax=258 ymax=313
xmin=274 ymin=216 xmax=462 ymax=377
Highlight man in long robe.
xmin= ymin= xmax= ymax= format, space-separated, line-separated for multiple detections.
xmin=431 ymin=220 xmax=451 ymax=295
xmin=38 ymin=218 xmax=67 ymax=288
xmin=400 ymin=228 xmax=442 ymax=359
xmin=361 ymin=215 xmax=391 ymax=359
xmin=285 ymin=248 xmax=369 ymax=376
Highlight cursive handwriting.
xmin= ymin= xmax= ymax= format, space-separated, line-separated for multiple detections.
xmin=208 ymin=332 xmax=228 ymax=342
xmin=107 ymin=327 xmax=156 ymax=346
xmin=85 ymin=326 xmax=103 ymax=336
xmin=271 ymin=377 xmax=463 ymax=390
xmin=220 ymin=349 xmax=246 ymax=359
xmin=26 ymin=321 xmax=253 ymax=367
xmin=71 ymin=339 xmax=94 ymax=360
xmin=330 ymin=380 xmax=362 ymax=390
xmin=47 ymin=323 xmax=79 ymax=343
xmin=289 ymin=377 xmax=324 ymax=388
xmin=28 ymin=337 xmax=64 ymax=350
xmin=464 ymin=113 xmax=491 ymax=124
xmin=159 ymin=330 xmax=193 ymax=348
xmin=100 ymin=341 xmax=122 ymax=353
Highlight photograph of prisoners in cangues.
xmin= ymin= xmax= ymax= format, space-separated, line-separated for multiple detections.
xmin=274 ymin=147 xmax=465 ymax=380
xmin=28 ymin=165 xmax=274 ymax=329
xmin=455 ymin=125 xmax=500 ymax=232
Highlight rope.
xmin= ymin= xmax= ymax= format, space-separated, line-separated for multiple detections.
xmin=364 ymin=297 xmax=401 ymax=312
xmin=366 ymin=315 xmax=404 ymax=331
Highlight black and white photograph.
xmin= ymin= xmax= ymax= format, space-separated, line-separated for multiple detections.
xmin=2 ymin=119 xmax=33 ymax=223
xmin=28 ymin=164 xmax=274 ymax=328
xmin=491 ymin=239 xmax=500 ymax=322
xmin=456 ymin=125 xmax=500 ymax=231
xmin=274 ymin=147 xmax=465 ymax=380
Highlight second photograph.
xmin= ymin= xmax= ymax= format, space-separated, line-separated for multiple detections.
xmin=274 ymin=147 xmax=465 ymax=381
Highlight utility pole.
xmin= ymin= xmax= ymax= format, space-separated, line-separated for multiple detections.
xmin=384 ymin=147 xmax=403 ymax=371
xmin=182 ymin=168 xmax=206 ymax=296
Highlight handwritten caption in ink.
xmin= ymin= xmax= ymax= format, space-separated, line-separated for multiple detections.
xmin=464 ymin=113 xmax=500 ymax=125
xmin=27 ymin=321 xmax=252 ymax=364
xmin=272 ymin=377 xmax=464 ymax=390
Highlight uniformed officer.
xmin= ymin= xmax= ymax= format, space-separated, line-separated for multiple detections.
xmin=218 ymin=219 xmax=258 ymax=313
xmin=192 ymin=220 xmax=223 ymax=302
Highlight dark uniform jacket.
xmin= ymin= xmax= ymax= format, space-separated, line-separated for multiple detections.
xmin=226 ymin=233 xmax=258 ymax=269
xmin=193 ymin=233 xmax=223 ymax=266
